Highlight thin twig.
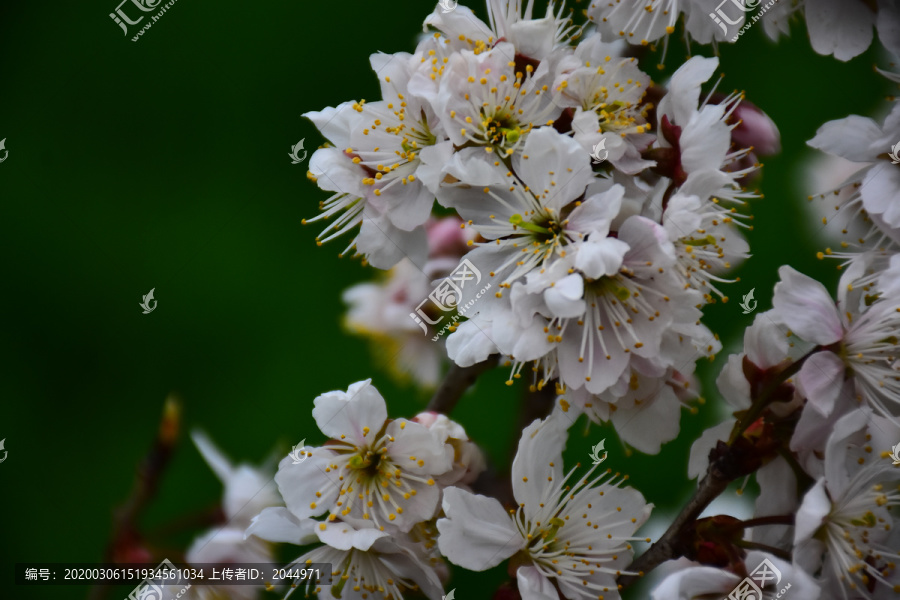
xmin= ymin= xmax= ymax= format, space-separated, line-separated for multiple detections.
xmin=738 ymin=515 xmax=795 ymax=529
xmin=89 ymin=396 xmax=181 ymax=600
xmin=735 ymin=541 xmax=792 ymax=561
xmin=426 ymin=356 xmax=498 ymax=414
xmin=618 ymin=349 xmax=817 ymax=589
xmin=617 ymin=462 xmax=733 ymax=588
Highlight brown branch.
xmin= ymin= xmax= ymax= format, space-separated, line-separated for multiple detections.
xmin=735 ymin=541 xmax=793 ymax=561
xmin=617 ymin=461 xmax=734 ymax=588
xmin=618 ymin=349 xmax=818 ymax=589
xmin=426 ymin=356 xmax=498 ymax=414
xmin=89 ymin=395 xmax=182 ymax=600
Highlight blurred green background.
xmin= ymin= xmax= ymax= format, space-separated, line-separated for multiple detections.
xmin=0 ymin=0 xmax=891 ymax=598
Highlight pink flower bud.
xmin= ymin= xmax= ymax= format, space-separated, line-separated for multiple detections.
xmin=426 ymin=217 xmax=475 ymax=259
xmin=412 ymin=411 xmax=440 ymax=428
xmin=730 ymin=101 xmax=781 ymax=156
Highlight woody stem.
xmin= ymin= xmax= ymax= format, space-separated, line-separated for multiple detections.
xmin=426 ymin=356 xmax=499 ymax=414
xmin=618 ymin=349 xmax=818 ymax=589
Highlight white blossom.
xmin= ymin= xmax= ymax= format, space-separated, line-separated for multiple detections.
xmin=247 ymin=509 xmax=445 ymax=600
xmin=587 ymin=0 xmax=734 ymax=50
xmin=793 ymin=409 xmax=900 ymax=599
xmin=424 ymin=0 xmax=580 ymax=62
xmin=183 ymin=431 xmax=282 ymax=599
xmin=771 ymin=264 xmax=900 ymax=423
xmin=274 ymin=380 xmax=452 ymax=532
xmin=437 ymin=414 xmax=651 ymax=600
xmin=650 ymin=551 xmax=821 ymax=600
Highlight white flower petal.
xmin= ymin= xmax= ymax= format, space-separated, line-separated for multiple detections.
xmin=574 ymin=237 xmax=630 ymax=280
xmin=651 ymin=564 xmax=739 ymax=600
xmin=312 ymin=379 xmax=388 ymax=445
xmin=543 ymin=274 xmax=586 ymax=318
xmin=191 ymin=429 xmax=234 ymax=483
xmin=680 ymin=104 xmax=731 ymax=174
xmin=715 ymin=354 xmax=751 ymax=410
xmin=567 ymin=186 xmax=625 ymax=236
xmin=771 ymin=266 xmax=843 ymax=345
xmin=245 ymin=507 xmax=318 ymax=545
xmin=437 ymin=487 xmax=525 ymax=570
xmin=798 ymin=351 xmax=845 ymax=417
xmin=514 ymin=128 xmax=593 ymax=212
xmin=316 ymin=520 xmax=390 ymax=551
xmin=752 ymin=458 xmax=798 ymax=549
xmin=805 ymin=0 xmax=875 ymax=61
xmin=274 ymin=449 xmax=341 ymax=520
xmin=807 ymin=114 xmax=882 ymax=162
xmin=794 ymin=478 xmax=831 ymax=545
xmin=517 ymin=566 xmax=559 ymax=600
xmin=223 ymin=466 xmax=280 ymax=523
xmin=610 ymin=383 xmax=681 ymax=455
xmin=357 ymin=212 xmax=429 ymax=270
xmin=658 ymin=56 xmax=719 ymax=127
xmin=688 ymin=420 xmax=734 ymax=480
xmin=446 ymin=318 xmax=499 ymax=367
xmin=860 ymin=163 xmax=900 ymax=228
xmin=303 ymin=102 xmax=362 ymax=149
xmin=512 ymin=416 xmax=566 ymax=508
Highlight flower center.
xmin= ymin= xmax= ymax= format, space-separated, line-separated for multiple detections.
xmin=348 ymin=449 xmax=383 ymax=478
xmin=400 ymin=118 xmax=438 ymax=155
xmin=482 ymin=108 xmax=524 ymax=146
xmin=586 ymin=275 xmax=632 ymax=301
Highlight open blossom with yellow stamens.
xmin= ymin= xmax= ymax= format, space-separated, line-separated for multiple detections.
xmin=302 ymin=109 xmax=428 ymax=270
xmin=553 ymin=33 xmax=657 ymax=174
xmin=437 ymin=414 xmax=652 ymax=600
xmin=344 ymin=50 xmax=450 ymax=229
xmin=424 ymin=0 xmax=581 ymax=63
xmin=772 ymin=262 xmax=900 ymax=425
xmin=587 ymin=0 xmax=732 ymax=54
xmin=246 ymin=509 xmax=445 ymax=600
xmin=435 ymin=41 xmax=562 ymax=158
xmin=794 ymin=409 xmax=900 ymax=599
xmin=301 ymin=43 xmax=455 ymax=270
xmin=274 ymin=380 xmax=452 ymax=533
xmin=438 ymin=127 xmax=718 ymax=396
xmin=662 ymin=192 xmax=750 ymax=304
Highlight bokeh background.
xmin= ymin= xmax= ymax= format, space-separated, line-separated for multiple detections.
xmin=0 ymin=0 xmax=892 ymax=598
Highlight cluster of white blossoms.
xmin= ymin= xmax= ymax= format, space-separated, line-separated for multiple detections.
xmin=303 ymin=0 xmax=786 ymax=456
xmin=234 ymin=380 xmax=649 ymax=600
xmin=147 ymin=2 xmax=900 ymax=600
